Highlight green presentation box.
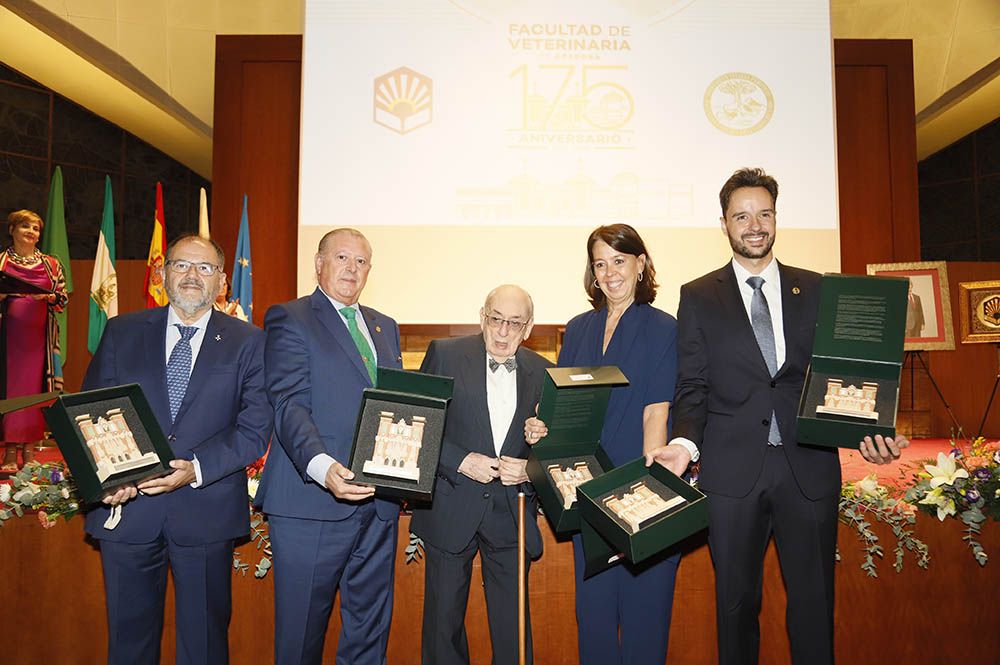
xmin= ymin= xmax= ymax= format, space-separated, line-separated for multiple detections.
xmin=527 ymin=366 xmax=628 ymax=534
xmin=580 ymin=514 xmax=627 ymax=579
xmin=43 ymin=384 xmax=175 ymax=505
xmin=577 ymin=458 xmax=708 ymax=565
xmin=348 ymin=367 xmax=454 ymax=502
xmin=797 ymin=274 xmax=908 ymax=449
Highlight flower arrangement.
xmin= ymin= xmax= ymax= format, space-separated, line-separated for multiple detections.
xmin=904 ymin=437 xmax=1000 ymax=566
xmin=0 ymin=462 xmax=80 ymax=530
xmin=233 ymin=453 xmax=272 ymax=578
xmin=839 ymin=473 xmax=929 ymax=576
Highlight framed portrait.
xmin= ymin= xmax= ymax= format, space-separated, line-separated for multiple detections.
xmin=867 ymin=261 xmax=955 ymax=351
xmin=957 ymin=280 xmax=1000 ymax=344
xmin=43 ymin=384 xmax=175 ymax=505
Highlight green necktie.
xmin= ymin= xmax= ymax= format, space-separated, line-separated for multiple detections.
xmin=339 ymin=306 xmax=377 ymax=384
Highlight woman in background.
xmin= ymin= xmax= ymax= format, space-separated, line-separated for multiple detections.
xmin=525 ymin=223 xmax=685 ymax=665
xmin=1 ymin=209 xmax=67 ymax=471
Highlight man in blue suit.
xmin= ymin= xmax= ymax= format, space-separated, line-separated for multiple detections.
xmin=257 ymin=227 xmax=402 ymax=665
xmin=84 ymin=233 xmax=272 ymax=665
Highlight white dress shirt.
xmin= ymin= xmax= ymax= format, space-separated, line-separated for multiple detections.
xmin=668 ymin=257 xmax=785 ymax=464
xmin=485 ymin=354 xmax=518 ymax=456
xmin=306 ymin=289 xmax=378 ymax=487
xmin=165 ymin=306 xmax=213 ymax=487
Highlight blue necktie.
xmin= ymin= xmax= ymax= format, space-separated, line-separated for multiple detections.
xmin=746 ymin=277 xmax=782 ymax=446
xmin=166 ymin=325 xmax=198 ymax=422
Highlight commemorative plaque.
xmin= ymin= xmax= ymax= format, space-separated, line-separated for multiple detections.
xmin=347 ymin=367 xmax=453 ymax=501
xmin=577 ymin=458 xmax=707 ymax=565
xmin=796 ymin=274 xmax=908 ymax=448
xmin=43 ymin=384 xmax=175 ymax=505
xmin=525 ymin=366 xmax=627 ymax=534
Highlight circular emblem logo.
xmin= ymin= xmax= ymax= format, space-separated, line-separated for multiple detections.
xmin=976 ymin=294 xmax=1000 ymax=329
xmin=703 ymin=72 xmax=774 ymax=136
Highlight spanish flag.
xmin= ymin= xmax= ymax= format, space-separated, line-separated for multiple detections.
xmin=144 ymin=182 xmax=168 ymax=308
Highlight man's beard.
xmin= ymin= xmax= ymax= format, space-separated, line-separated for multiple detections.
xmin=729 ymin=231 xmax=775 ymax=260
xmin=167 ymin=280 xmax=213 ymax=316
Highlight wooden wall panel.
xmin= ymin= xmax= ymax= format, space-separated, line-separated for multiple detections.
xmin=835 ymin=40 xmax=921 ymax=274
xmin=212 ymin=36 xmax=301 ymax=325
xmin=928 ymin=261 xmax=1000 ymax=438
xmin=2 ymin=513 xmax=997 ymax=664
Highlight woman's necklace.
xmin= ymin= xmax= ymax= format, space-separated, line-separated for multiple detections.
xmin=6 ymin=246 xmax=42 ymax=266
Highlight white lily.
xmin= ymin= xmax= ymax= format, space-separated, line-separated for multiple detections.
xmin=856 ymin=474 xmax=880 ymax=499
xmin=918 ymin=487 xmax=957 ymax=521
xmin=247 ymin=477 xmax=260 ymax=501
xmin=924 ymin=452 xmax=969 ymax=488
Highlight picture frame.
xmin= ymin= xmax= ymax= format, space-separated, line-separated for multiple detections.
xmin=957 ymin=280 xmax=1000 ymax=344
xmin=43 ymin=384 xmax=175 ymax=505
xmin=866 ymin=261 xmax=955 ymax=351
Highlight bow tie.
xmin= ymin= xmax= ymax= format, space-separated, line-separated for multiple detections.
xmin=489 ymin=356 xmax=517 ymax=373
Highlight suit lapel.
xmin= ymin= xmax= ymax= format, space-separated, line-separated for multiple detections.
xmin=361 ymin=305 xmax=400 ymax=371
xmin=499 ymin=347 xmax=534 ymax=456
xmin=716 ymin=263 xmax=772 ymax=378
xmin=174 ymin=310 xmax=225 ymax=423
xmin=464 ymin=337 xmax=495 ymax=455
xmin=310 ymin=289 xmax=372 ymax=386
xmin=775 ymin=262 xmax=805 ymax=379
xmin=143 ymin=307 xmax=171 ymax=427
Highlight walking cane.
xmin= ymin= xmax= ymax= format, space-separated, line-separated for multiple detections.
xmin=518 ymin=491 xmax=526 ymax=665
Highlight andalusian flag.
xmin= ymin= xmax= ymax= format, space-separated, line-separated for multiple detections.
xmin=144 ymin=182 xmax=168 ymax=308
xmin=88 ymin=176 xmax=117 ymax=354
xmin=230 ymin=194 xmax=253 ymax=322
xmin=40 ymin=166 xmax=73 ymax=367
xmin=198 ymin=187 xmax=211 ymax=239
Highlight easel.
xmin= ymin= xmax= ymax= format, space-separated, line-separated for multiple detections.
xmin=975 ymin=344 xmax=1000 ymax=439
xmin=904 ymin=350 xmax=964 ymax=436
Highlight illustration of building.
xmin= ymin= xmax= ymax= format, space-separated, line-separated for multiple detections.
xmin=75 ymin=409 xmax=158 ymax=482
xmin=548 ymin=461 xmax=594 ymax=509
xmin=603 ymin=481 xmax=685 ymax=534
xmin=816 ymin=379 xmax=879 ymax=421
xmin=364 ymin=411 xmax=424 ymax=481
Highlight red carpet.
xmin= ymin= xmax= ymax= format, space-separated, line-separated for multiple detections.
xmin=838 ymin=437 xmax=956 ymax=486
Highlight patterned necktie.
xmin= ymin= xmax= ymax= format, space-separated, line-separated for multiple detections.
xmin=489 ymin=356 xmax=517 ymax=373
xmin=166 ymin=324 xmax=198 ymax=422
xmin=746 ymin=276 xmax=782 ymax=446
xmin=340 ymin=307 xmax=377 ymax=384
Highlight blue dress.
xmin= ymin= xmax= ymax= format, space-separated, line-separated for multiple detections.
xmin=559 ymin=302 xmax=680 ymax=665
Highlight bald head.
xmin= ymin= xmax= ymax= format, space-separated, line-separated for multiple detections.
xmin=481 ymin=284 xmax=535 ymax=362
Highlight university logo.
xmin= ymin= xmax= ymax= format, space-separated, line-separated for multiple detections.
xmin=374 ymin=67 xmax=433 ymax=135
xmin=703 ymin=72 xmax=774 ymax=136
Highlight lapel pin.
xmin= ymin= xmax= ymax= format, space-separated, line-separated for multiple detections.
xmin=215 ymin=334 xmax=222 ymax=341
xmin=792 ymin=287 xmax=800 ymax=295
xmin=375 ymin=325 xmax=382 ymax=333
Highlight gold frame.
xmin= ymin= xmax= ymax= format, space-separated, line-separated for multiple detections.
xmin=957 ymin=280 xmax=1000 ymax=344
xmin=866 ymin=261 xmax=955 ymax=351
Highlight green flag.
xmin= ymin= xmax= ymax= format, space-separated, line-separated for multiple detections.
xmin=40 ymin=166 xmax=73 ymax=369
xmin=88 ymin=176 xmax=118 ymax=354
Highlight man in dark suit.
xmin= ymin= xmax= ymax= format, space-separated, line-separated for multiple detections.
xmin=647 ymin=168 xmax=907 ymax=665
xmin=905 ymin=279 xmax=925 ymax=338
xmin=84 ymin=233 xmax=271 ymax=665
xmin=411 ymin=284 xmax=551 ymax=665
xmin=256 ymin=228 xmax=402 ymax=665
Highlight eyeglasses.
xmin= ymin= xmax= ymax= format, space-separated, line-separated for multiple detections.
xmin=165 ymin=260 xmax=222 ymax=276
xmin=484 ymin=314 xmax=528 ymax=332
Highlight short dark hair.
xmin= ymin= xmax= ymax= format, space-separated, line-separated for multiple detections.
xmin=7 ymin=209 xmax=44 ymax=236
xmin=584 ymin=224 xmax=658 ymax=309
xmin=166 ymin=233 xmax=225 ymax=267
xmin=719 ymin=167 xmax=778 ymax=216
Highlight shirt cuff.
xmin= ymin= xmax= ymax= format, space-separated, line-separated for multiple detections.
xmin=190 ymin=455 xmax=203 ymax=488
xmin=669 ymin=437 xmax=700 ymax=463
xmin=306 ymin=453 xmax=337 ymax=487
